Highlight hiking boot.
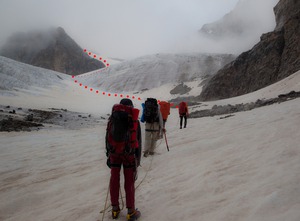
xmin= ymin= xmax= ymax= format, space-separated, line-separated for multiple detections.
xmin=127 ymin=209 xmax=141 ymax=221
xmin=112 ymin=206 xmax=121 ymax=219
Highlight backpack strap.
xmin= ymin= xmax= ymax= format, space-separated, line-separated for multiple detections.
xmin=129 ymin=108 xmax=140 ymax=149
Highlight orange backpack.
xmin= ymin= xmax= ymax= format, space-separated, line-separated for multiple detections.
xmin=159 ymin=101 xmax=170 ymax=121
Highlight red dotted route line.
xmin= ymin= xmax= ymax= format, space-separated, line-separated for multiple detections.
xmin=84 ymin=49 xmax=110 ymax=67
xmin=72 ymin=75 xmax=143 ymax=101
xmin=72 ymin=49 xmax=177 ymax=107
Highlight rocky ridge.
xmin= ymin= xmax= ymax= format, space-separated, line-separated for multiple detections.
xmin=200 ymin=0 xmax=300 ymax=101
xmin=0 ymin=27 xmax=105 ymax=75
xmin=0 ymin=105 xmax=105 ymax=132
xmin=190 ymin=90 xmax=300 ymax=119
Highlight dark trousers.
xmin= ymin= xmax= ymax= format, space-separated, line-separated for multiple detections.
xmin=180 ymin=114 xmax=187 ymax=128
xmin=109 ymin=154 xmax=135 ymax=209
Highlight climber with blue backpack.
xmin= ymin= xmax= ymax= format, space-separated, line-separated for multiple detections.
xmin=141 ymin=98 xmax=164 ymax=157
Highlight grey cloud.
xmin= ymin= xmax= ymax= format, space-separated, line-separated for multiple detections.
xmin=0 ymin=0 xmax=278 ymax=59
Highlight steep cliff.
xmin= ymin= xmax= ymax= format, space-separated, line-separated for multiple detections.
xmin=0 ymin=27 xmax=105 ymax=75
xmin=200 ymin=0 xmax=300 ymax=101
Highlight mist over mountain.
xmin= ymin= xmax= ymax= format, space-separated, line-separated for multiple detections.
xmin=200 ymin=0 xmax=300 ymax=101
xmin=200 ymin=0 xmax=278 ymax=38
xmin=197 ymin=0 xmax=279 ymax=54
xmin=0 ymin=27 xmax=105 ymax=75
xmin=78 ymin=53 xmax=235 ymax=93
xmin=0 ymin=0 xmax=298 ymax=104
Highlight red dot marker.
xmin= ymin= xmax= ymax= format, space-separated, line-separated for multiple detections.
xmin=79 ymin=83 xmax=82 ymax=86
xmin=75 ymin=49 xmax=146 ymax=102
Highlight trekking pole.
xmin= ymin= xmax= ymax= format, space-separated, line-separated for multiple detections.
xmin=163 ymin=130 xmax=169 ymax=151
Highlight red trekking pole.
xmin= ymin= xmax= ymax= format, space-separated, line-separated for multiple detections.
xmin=163 ymin=130 xmax=169 ymax=151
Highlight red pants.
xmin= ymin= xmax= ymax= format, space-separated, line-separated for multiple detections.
xmin=109 ymin=154 xmax=136 ymax=209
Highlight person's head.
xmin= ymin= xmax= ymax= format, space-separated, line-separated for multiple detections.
xmin=120 ymin=98 xmax=133 ymax=107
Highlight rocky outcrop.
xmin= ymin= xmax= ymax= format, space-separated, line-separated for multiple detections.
xmin=274 ymin=0 xmax=299 ymax=31
xmin=200 ymin=0 xmax=300 ymax=101
xmin=0 ymin=105 xmax=101 ymax=131
xmin=191 ymin=90 xmax=300 ymax=119
xmin=0 ymin=27 xmax=105 ymax=75
xmin=170 ymin=83 xmax=191 ymax=95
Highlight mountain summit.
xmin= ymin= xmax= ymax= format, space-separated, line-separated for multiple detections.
xmin=0 ymin=27 xmax=105 ymax=75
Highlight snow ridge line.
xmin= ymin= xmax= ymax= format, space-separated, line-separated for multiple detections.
xmin=84 ymin=49 xmax=110 ymax=67
xmin=74 ymin=66 xmax=109 ymax=78
xmin=72 ymin=49 xmax=177 ymax=107
xmin=72 ymin=74 xmax=177 ymax=106
xmin=72 ymin=75 xmax=143 ymax=101
xmin=71 ymin=49 xmax=143 ymax=101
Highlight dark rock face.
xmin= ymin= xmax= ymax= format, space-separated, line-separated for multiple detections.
xmin=200 ymin=0 xmax=300 ymax=101
xmin=274 ymin=0 xmax=299 ymax=31
xmin=170 ymin=83 xmax=191 ymax=95
xmin=0 ymin=27 xmax=105 ymax=75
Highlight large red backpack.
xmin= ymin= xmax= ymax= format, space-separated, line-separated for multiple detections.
xmin=107 ymin=104 xmax=140 ymax=154
xmin=179 ymin=102 xmax=187 ymax=115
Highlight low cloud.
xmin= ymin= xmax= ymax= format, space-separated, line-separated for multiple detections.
xmin=0 ymin=0 xmax=279 ymax=59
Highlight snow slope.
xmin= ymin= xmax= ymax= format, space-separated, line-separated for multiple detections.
xmin=0 ymin=57 xmax=300 ymax=221
xmin=78 ymin=53 xmax=234 ymax=93
xmin=0 ymin=56 xmax=69 ymax=93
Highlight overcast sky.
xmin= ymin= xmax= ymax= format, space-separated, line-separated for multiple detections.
xmin=0 ymin=0 xmax=277 ymax=59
